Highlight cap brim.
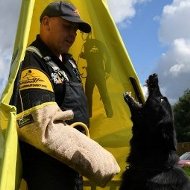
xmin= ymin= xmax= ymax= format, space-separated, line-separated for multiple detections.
xmin=78 ymin=22 xmax=91 ymax=33
xmin=60 ymin=16 xmax=91 ymax=33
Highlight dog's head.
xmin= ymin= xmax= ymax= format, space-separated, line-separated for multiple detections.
xmin=124 ymin=73 xmax=176 ymax=151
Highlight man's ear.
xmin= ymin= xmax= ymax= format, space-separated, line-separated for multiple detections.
xmin=41 ymin=16 xmax=50 ymax=31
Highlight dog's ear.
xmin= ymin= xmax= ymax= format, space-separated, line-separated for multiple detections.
xmin=146 ymin=73 xmax=158 ymax=86
xmin=146 ymin=73 xmax=162 ymax=97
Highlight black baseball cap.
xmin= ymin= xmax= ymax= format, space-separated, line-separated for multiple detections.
xmin=40 ymin=1 xmax=91 ymax=33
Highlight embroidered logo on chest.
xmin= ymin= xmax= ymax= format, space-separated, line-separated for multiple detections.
xmin=51 ymin=72 xmax=64 ymax=84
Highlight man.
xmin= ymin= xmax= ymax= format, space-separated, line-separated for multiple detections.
xmin=15 ymin=1 xmax=91 ymax=189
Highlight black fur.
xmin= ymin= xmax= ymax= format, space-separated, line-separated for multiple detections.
xmin=120 ymin=73 xmax=190 ymax=190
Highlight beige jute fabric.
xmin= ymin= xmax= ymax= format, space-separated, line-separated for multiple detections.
xmin=17 ymin=103 xmax=120 ymax=187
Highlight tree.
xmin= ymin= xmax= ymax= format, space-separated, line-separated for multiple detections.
xmin=173 ymin=89 xmax=190 ymax=142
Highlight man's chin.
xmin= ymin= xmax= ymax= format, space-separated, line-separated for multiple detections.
xmin=60 ymin=46 xmax=71 ymax=54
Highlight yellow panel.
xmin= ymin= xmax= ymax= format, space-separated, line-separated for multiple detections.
xmin=0 ymin=1 xmax=35 ymax=190
xmin=0 ymin=0 xmax=144 ymax=189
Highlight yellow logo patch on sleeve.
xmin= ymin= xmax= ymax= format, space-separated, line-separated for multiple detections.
xmin=20 ymin=69 xmax=54 ymax=92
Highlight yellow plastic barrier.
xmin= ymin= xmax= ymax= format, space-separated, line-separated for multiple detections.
xmin=0 ymin=0 xmax=144 ymax=189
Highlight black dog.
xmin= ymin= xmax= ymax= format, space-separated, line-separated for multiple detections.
xmin=120 ymin=73 xmax=190 ymax=190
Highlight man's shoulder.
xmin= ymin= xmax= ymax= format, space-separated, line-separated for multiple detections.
xmin=22 ymin=48 xmax=44 ymax=69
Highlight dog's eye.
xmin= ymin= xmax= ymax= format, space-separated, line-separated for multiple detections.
xmin=160 ymin=97 xmax=167 ymax=103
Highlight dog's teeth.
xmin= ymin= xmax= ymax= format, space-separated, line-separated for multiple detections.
xmin=124 ymin=92 xmax=132 ymax=97
xmin=126 ymin=92 xmax=132 ymax=97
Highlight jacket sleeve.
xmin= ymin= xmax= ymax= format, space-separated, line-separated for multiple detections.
xmin=16 ymin=55 xmax=55 ymax=113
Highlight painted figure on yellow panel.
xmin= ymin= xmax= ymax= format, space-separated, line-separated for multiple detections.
xmin=80 ymin=34 xmax=113 ymax=118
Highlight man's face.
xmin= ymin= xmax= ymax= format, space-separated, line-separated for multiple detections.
xmin=47 ymin=17 xmax=78 ymax=55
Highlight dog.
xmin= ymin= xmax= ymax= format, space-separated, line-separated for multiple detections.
xmin=120 ymin=73 xmax=190 ymax=190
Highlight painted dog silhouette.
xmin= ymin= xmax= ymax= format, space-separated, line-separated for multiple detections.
xmin=120 ymin=73 xmax=190 ymax=190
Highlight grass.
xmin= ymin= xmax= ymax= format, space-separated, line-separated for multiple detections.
xmin=183 ymin=167 xmax=190 ymax=176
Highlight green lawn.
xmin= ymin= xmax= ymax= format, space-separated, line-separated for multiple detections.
xmin=183 ymin=167 xmax=190 ymax=176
